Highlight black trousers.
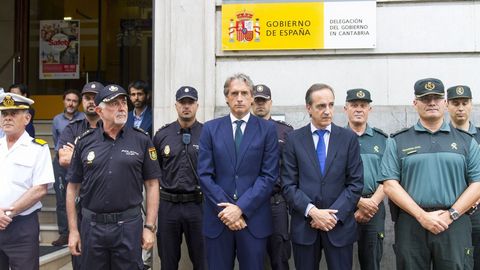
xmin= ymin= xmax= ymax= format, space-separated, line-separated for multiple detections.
xmin=80 ymin=212 xmax=143 ymax=270
xmin=266 ymin=195 xmax=291 ymax=270
xmin=53 ymin=154 xmax=68 ymax=236
xmin=0 ymin=212 xmax=39 ymax=270
xmin=157 ymin=200 xmax=206 ymax=270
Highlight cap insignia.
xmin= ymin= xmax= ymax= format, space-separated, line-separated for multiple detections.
xmin=109 ymin=85 xmax=118 ymax=92
xmin=257 ymin=85 xmax=264 ymax=92
xmin=356 ymin=90 xmax=365 ymax=98
xmin=425 ymin=82 xmax=435 ymax=91
xmin=2 ymin=95 xmax=14 ymax=107
xmin=91 ymin=84 xmax=96 ymax=88
xmin=456 ymin=86 xmax=464 ymax=95
xmin=184 ymin=88 xmax=189 ymax=93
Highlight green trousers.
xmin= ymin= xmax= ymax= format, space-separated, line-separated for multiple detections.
xmin=394 ymin=211 xmax=473 ymax=270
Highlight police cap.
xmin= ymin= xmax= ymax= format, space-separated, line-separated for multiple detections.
xmin=447 ymin=85 xmax=472 ymax=100
xmin=253 ymin=84 xmax=271 ymax=100
xmin=95 ymin=84 xmax=128 ymax=105
xmin=82 ymin=81 xmax=104 ymax=95
xmin=414 ymin=78 xmax=444 ymax=97
xmin=346 ymin=88 xmax=372 ymax=102
xmin=176 ymin=86 xmax=198 ymax=101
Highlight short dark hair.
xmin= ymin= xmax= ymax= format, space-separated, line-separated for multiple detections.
xmin=223 ymin=73 xmax=254 ymax=97
xmin=8 ymin=83 xmax=30 ymax=97
xmin=305 ymin=83 xmax=335 ymax=105
xmin=63 ymin=89 xmax=81 ymax=101
xmin=127 ymin=80 xmax=150 ymax=95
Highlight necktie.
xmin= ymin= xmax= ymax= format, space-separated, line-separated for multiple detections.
xmin=316 ymin=129 xmax=327 ymax=175
xmin=234 ymin=120 xmax=244 ymax=154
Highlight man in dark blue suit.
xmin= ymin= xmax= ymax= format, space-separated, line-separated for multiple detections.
xmin=126 ymin=80 xmax=153 ymax=136
xmin=282 ymin=83 xmax=364 ymax=270
xmin=197 ymin=73 xmax=279 ymax=270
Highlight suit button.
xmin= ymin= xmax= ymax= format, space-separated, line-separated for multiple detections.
xmin=235 ymin=175 xmax=239 ymax=179
xmin=321 ymin=182 xmax=325 ymax=185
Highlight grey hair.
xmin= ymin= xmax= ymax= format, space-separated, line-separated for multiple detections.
xmin=223 ymin=73 xmax=254 ymax=97
xmin=305 ymin=83 xmax=335 ymax=105
xmin=97 ymin=102 xmax=107 ymax=109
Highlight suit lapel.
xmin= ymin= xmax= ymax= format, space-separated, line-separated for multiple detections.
xmin=219 ymin=116 xmax=236 ymax=168
xmin=324 ymin=123 xmax=339 ymax=176
xmin=300 ymin=124 xmax=323 ymax=180
xmin=235 ymin=116 xmax=257 ymax=169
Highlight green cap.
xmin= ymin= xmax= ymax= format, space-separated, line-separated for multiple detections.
xmin=447 ymin=85 xmax=472 ymax=100
xmin=414 ymin=78 xmax=444 ymax=97
xmin=346 ymin=88 xmax=372 ymax=102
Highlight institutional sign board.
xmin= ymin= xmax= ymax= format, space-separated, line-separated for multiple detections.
xmin=221 ymin=1 xmax=376 ymax=50
xmin=39 ymin=20 xmax=80 ymax=79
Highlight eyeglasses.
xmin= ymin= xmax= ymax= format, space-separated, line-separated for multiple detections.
xmin=416 ymin=95 xmax=444 ymax=104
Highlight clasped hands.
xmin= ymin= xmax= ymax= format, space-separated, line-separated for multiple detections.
xmin=218 ymin=202 xmax=247 ymax=231
xmin=355 ymin=198 xmax=379 ymax=223
xmin=308 ymin=207 xmax=338 ymax=232
xmin=0 ymin=207 xmax=14 ymax=231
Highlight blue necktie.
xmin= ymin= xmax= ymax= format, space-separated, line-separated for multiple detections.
xmin=234 ymin=120 xmax=244 ymax=154
xmin=316 ymin=129 xmax=327 ymax=175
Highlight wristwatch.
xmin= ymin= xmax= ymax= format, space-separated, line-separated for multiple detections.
xmin=448 ymin=208 xmax=460 ymax=221
xmin=144 ymin=224 xmax=157 ymax=233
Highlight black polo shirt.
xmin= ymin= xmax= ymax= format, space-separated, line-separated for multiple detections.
xmin=58 ymin=118 xmax=99 ymax=147
xmin=68 ymin=125 xmax=160 ymax=213
xmin=153 ymin=121 xmax=203 ymax=193
xmin=270 ymin=118 xmax=293 ymax=194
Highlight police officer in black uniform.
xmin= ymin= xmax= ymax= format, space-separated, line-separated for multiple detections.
xmin=58 ymin=81 xmax=103 ymax=168
xmin=66 ymin=84 xmax=160 ymax=270
xmin=153 ymin=86 xmax=205 ymax=270
xmin=252 ymin=84 xmax=293 ymax=270
xmin=59 ymin=81 xmax=102 ymax=270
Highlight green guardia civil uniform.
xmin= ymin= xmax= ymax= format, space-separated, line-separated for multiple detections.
xmin=466 ymin=123 xmax=480 ymax=270
xmin=380 ymin=120 xmax=480 ymax=270
xmin=348 ymin=124 xmax=387 ymax=270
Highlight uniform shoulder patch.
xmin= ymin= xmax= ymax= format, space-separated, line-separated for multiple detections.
xmin=373 ymin=127 xmax=388 ymax=138
xmin=391 ymin=127 xmax=410 ymax=138
xmin=274 ymin=119 xmax=293 ymax=128
xmin=77 ymin=129 xmax=95 ymax=141
xmin=133 ymin=126 xmax=149 ymax=136
xmin=32 ymin=138 xmax=48 ymax=146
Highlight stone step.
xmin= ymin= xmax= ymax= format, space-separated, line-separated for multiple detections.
xmin=39 ymin=207 xmax=58 ymax=224
xmin=39 ymin=245 xmax=71 ymax=270
xmin=41 ymin=190 xmax=57 ymax=209
xmin=40 ymin=224 xmax=61 ymax=245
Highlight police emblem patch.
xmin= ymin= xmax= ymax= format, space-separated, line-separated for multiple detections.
xmin=164 ymin=145 xmax=170 ymax=156
xmin=456 ymin=86 xmax=464 ymax=95
xmin=356 ymin=91 xmax=365 ymax=98
xmin=87 ymin=151 xmax=95 ymax=164
xmin=451 ymin=143 xmax=458 ymax=150
xmin=373 ymin=145 xmax=379 ymax=153
xmin=149 ymin=147 xmax=157 ymax=161
xmin=425 ymin=82 xmax=435 ymax=91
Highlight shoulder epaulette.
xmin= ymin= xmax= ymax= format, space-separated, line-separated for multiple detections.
xmin=133 ymin=126 xmax=149 ymax=136
xmin=69 ymin=118 xmax=83 ymax=124
xmin=391 ymin=127 xmax=410 ymax=137
xmin=158 ymin=122 xmax=172 ymax=131
xmin=32 ymin=138 xmax=48 ymax=146
xmin=274 ymin=119 xmax=293 ymax=128
xmin=372 ymin=127 xmax=388 ymax=138
xmin=77 ymin=129 xmax=95 ymax=141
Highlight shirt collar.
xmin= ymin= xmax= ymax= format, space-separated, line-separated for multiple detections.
xmin=230 ymin=112 xmax=251 ymax=124
xmin=0 ymin=131 xmax=31 ymax=149
xmin=63 ymin=111 xmax=81 ymax=120
xmin=345 ymin=123 xmax=373 ymax=137
xmin=414 ymin=120 xmax=450 ymax=133
xmin=468 ymin=122 xmax=477 ymax=135
xmin=311 ymin=123 xmax=331 ymax=134
xmin=134 ymin=106 xmax=148 ymax=118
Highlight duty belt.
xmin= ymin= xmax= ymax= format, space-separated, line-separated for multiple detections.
xmin=82 ymin=206 xmax=141 ymax=224
xmin=160 ymin=189 xmax=203 ymax=203
xmin=421 ymin=206 xmax=449 ymax=212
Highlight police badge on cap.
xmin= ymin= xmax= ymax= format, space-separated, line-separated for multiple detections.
xmin=345 ymin=88 xmax=372 ymax=102
xmin=447 ymin=85 xmax=472 ymax=100
xmin=414 ymin=78 xmax=445 ymax=97
xmin=0 ymin=93 xmax=34 ymax=111
xmin=176 ymin=86 xmax=198 ymax=101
